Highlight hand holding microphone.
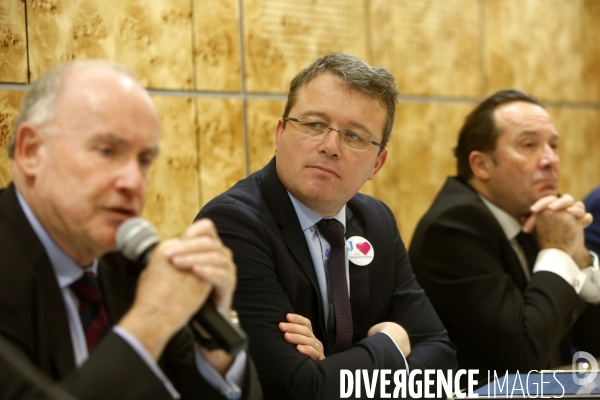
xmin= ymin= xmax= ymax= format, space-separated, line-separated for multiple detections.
xmin=116 ymin=218 xmax=247 ymax=359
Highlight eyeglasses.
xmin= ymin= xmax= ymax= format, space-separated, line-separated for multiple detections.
xmin=283 ymin=117 xmax=384 ymax=152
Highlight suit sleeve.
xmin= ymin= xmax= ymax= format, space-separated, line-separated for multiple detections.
xmin=410 ymin=203 xmax=588 ymax=371
xmin=200 ymin=199 xmax=455 ymax=400
xmin=378 ymin=202 xmax=457 ymax=373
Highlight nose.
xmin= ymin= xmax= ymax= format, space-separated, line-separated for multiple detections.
xmin=114 ymin=158 xmax=147 ymax=194
xmin=539 ymin=143 xmax=560 ymax=169
xmin=318 ymin=128 xmax=343 ymax=157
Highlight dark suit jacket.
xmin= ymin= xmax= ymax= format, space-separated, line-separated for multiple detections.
xmin=584 ymin=185 xmax=600 ymax=255
xmin=0 ymin=184 xmax=262 ymax=400
xmin=197 ymin=157 xmax=456 ymax=400
xmin=410 ymin=177 xmax=600 ymax=376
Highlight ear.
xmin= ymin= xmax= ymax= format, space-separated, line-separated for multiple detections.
xmin=368 ymin=147 xmax=388 ymax=180
xmin=469 ymin=150 xmax=493 ymax=181
xmin=13 ymin=123 xmax=46 ymax=178
xmin=275 ymin=118 xmax=285 ymax=151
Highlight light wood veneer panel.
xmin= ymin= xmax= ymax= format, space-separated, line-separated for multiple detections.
xmin=27 ymin=0 xmax=194 ymax=89
xmin=196 ymin=97 xmax=245 ymax=205
xmin=243 ymin=0 xmax=368 ymax=93
xmin=390 ymin=0 xmax=481 ymax=97
xmin=142 ymin=96 xmax=199 ymax=239
xmin=247 ymin=98 xmax=285 ymax=173
xmin=0 ymin=91 xmax=23 ymax=187
xmin=0 ymin=1 xmax=27 ymax=83
xmin=193 ymin=0 xmax=242 ymax=91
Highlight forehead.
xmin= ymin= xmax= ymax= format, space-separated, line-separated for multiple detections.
xmin=52 ymin=67 xmax=160 ymax=144
xmin=494 ymin=101 xmax=558 ymax=141
xmin=292 ymin=73 xmax=387 ymax=136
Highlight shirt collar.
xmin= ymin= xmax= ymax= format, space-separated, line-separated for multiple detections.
xmin=478 ymin=194 xmax=522 ymax=240
xmin=15 ymin=189 xmax=98 ymax=289
xmin=287 ymin=192 xmax=346 ymax=232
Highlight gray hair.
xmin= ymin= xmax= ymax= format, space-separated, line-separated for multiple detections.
xmin=282 ymin=53 xmax=399 ymax=149
xmin=7 ymin=60 xmax=139 ymax=158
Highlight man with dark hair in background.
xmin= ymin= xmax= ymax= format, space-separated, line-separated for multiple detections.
xmin=410 ymin=89 xmax=600 ymax=379
xmin=0 ymin=61 xmax=261 ymax=399
xmin=196 ymin=53 xmax=457 ymax=399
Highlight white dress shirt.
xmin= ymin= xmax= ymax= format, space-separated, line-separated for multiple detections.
xmin=480 ymin=194 xmax=600 ymax=304
xmin=287 ymin=192 xmax=407 ymax=368
xmin=16 ymin=189 xmax=245 ymax=399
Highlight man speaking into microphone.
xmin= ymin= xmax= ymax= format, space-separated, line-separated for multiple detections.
xmin=0 ymin=61 xmax=260 ymax=399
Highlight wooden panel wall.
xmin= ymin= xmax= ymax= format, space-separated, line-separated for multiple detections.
xmin=0 ymin=1 xmax=27 ymax=83
xmin=0 ymin=91 xmax=23 ymax=184
xmin=1 ymin=0 xmax=599 ymax=244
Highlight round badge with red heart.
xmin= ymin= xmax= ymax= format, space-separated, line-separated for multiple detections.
xmin=346 ymin=236 xmax=374 ymax=266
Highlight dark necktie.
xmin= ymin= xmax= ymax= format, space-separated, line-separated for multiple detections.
xmin=316 ymin=218 xmax=353 ymax=353
xmin=515 ymin=231 xmax=538 ymax=271
xmin=70 ymin=272 xmax=109 ymax=353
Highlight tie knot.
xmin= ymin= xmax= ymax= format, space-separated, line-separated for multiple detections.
xmin=316 ymin=219 xmax=346 ymax=248
xmin=71 ymin=272 xmax=102 ymax=304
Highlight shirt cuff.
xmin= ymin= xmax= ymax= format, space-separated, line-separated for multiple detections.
xmin=533 ymin=248 xmax=589 ymax=294
xmin=194 ymin=346 xmax=246 ymax=400
xmin=579 ymin=251 xmax=600 ymax=304
xmin=378 ymin=331 xmax=409 ymax=372
xmin=113 ymin=325 xmax=180 ymax=399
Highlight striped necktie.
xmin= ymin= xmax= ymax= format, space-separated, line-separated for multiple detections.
xmin=70 ymin=272 xmax=109 ymax=352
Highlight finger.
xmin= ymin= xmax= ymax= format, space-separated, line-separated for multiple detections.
xmin=170 ymin=252 xmax=225 ymax=270
xmin=183 ymin=218 xmax=221 ymax=241
xmin=547 ymin=194 xmax=575 ymax=211
xmin=282 ymin=331 xmax=315 ymax=346
xmin=580 ymin=213 xmax=593 ymax=228
xmin=521 ymin=214 xmax=537 ymax=234
xmin=566 ymin=203 xmax=587 ymax=219
xmin=286 ymin=313 xmax=313 ymax=329
xmin=529 ymin=195 xmax=559 ymax=213
xmin=279 ymin=322 xmax=315 ymax=338
xmin=164 ymin=236 xmax=224 ymax=258
xmin=296 ymin=344 xmax=324 ymax=362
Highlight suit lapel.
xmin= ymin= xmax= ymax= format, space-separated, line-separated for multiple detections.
xmin=446 ymin=178 xmax=531 ymax=290
xmin=345 ymin=206 xmax=370 ymax=341
xmin=97 ymin=253 xmax=140 ymax=325
xmin=36 ymin=257 xmax=77 ymax=377
xmin=260 ymin=158 xmax=326 ymax=333
xmin=2 ymin=184 xmax=76 ymax=377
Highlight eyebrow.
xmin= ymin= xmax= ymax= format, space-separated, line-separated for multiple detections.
xmin=92 ymin=133 xmax=160 ymax=156
xmin=298 ymin=110 xmax=375 ymax=138
xmin=518 ymin=130 xmax=560 ymax=140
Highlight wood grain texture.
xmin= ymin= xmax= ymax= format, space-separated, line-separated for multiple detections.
xmin=0 ymin=1 xmax=27 ymax=83
xmin=0 ymin=91 xmax=23 ymax=187
xmin=582 ymin=0 xmax=600 ymax=102
xmin=142 ymin=96 xmax=199 ymax=239
xmin=27 ymin=0 xmax=194 ymax=89
xmin=548 ymin=106 xmax=600 ymax=201
xmin=366 ymin=0 xmax=394 ymax=69
xmin=374 ymin=102 xmax=475 ymax=244
xmin=196 ymin=98 xmax=245 ymax=206
xmin=483 ymin=0 xmax=589 ymax=102
xmin=243 ymin=0 xmax=368 ymax=93
xmin=390 ymin=0 xmax=481 ymax=97
xmin=246 ymin=99 xmax=285 ymax=173
xmin=193 ymin=0 xmax=242 ymax=91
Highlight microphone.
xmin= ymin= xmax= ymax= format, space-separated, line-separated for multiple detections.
xmin=116 ymin=218 xmax=248 ymax=356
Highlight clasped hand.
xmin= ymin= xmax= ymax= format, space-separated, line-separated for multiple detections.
xmin=522 ymin=194 xmax=593 ymax=269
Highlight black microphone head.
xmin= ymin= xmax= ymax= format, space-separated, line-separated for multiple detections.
xmin=116 ymin=218 xmax=160 ymax=261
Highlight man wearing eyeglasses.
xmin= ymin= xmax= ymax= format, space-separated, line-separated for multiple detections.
xmin=196 ymin=53 xmax=457 ymax=399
